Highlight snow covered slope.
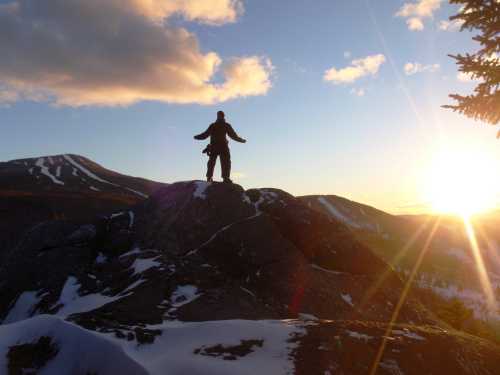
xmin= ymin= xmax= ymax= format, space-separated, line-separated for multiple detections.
xmin=3 ymin=315 xmax=499 ymax=375
xmin=0 ymin=315 xmax=306 ymax=375
xmin=0 ymin=154 xmax=162 ymax=198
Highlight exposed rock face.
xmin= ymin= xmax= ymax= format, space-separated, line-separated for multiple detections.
xmin=1 ymin=181 xmax=426 ymax=325
xmin=7 ymin=336 xmax=58 ymax=375
xmin=0 ymin=181 xmax=499 ymax=374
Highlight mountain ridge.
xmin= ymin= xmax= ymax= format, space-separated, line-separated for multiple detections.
xmin=2 ymin=153 xmax=165 ymax=197
xmin=0 ymin=153 xmax=167 ymax=258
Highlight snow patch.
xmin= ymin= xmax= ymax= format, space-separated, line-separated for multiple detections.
xmin=346 ymin=330 xmax=372 ymax=342
xmin=54 ymin=277 xmax=124 ymax=317
xmin=110 ymin=211 xmax=125 ymax=219
xmin=0 ymin=315 xmax=147 ymax=375
xmin=341 ymin=293 xmax=354 ymax=307
xmin=120 ymin=248 xmax=142 ymax=258
xmin=125 ymin=187 xmax=148 ymax=198
xmin=318 ymin=197 xmax=360 ymax=229
xmin=392 ymin=329 xmax=425 ymax=341
xmin=109 ymin=211 xmax=134 ymax=228
xmin=170 ymin=285 xmax=200 ymax=309
xmin=120 ymin=279 xmax=147 ymax=295
xmin=130 ymin=257 xmax=162 ymax=276
xmin=0 ymin=315 xmax=306 ymax=375
xmin=132 ymin=319 xmax=306 ymax=375
xmin=185 ymin=211 xmax=262 ymax=257
xmin=240 ymin=287 xmax=256 ymax=298
xmin=3 ymin=291 xmax=41 ymax=324
xmin=95 ymin=253 xmax=107 ymax=264
xmin=35 ymin=158 xmax=64 ymax=185
xmin=193 ymin=181 xmax=209 ymax=199
xmin=311 ymin=264 xmax=346 ymax=275
xmin=298 ymin=313 xmax=318 ymax=321
xmin=259 ymin=189 xmax=279 ymax=202
xmin=63 ymin=154 xmax=115 ymax=185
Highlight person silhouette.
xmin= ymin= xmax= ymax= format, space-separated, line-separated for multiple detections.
xmin=194 ymin=111 xmax=246 ymax=183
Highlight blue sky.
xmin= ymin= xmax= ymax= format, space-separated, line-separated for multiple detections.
xmin=1 ymin=0 xmax=499 ymax=214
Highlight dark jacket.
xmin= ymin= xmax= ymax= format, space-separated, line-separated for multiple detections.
xmin=194 ymin=120 xmax=245 ymax=149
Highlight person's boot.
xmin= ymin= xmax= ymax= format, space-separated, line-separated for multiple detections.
xmin=223 ymin=178 xmax=232 ymax=184
xmin=207 ymin=177 xmax=213 ymax=182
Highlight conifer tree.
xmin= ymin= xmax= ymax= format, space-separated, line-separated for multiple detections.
xmin=443 ymin=0 xmax=500 ymax=133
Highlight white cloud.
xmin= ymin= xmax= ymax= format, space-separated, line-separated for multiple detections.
xmin=134 ymin=0 xmax=244 ymax=25
xmin=0 ymin=85 xmax=18 ymax=105
xmin=438 ymin=19 xmax=464 ymax=31
xmin=343 ymin=51 xmax=351 ymax=59
xmin=350 ymin=88 xmax=365 ymax=97
xmin=324 ymin=54 xmax=386 ymax=85
xmin=396 ymin=0 xmax=442 ymax=31
xmin=408 ymin=17 xmax=425 ymax=31
xmin=404 ymin=62 xmax=440 ymax=75
xmin=214 ymin=57 xmax=274 ymax=102
xmin=0 ymin=0 xmax=273 ymax=107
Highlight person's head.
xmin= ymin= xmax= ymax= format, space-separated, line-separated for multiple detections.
xmin=217 ymin=110 xmax=225 ymax=121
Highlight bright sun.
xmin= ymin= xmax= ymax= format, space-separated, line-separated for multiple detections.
xmin=425 ymin=148 xmax=498 ymax=217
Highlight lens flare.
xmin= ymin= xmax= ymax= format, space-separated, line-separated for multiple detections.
xmin=370 ymin=217 xmax=441 ymax=375
xmin=359 ymin=217 xmax=432 ymax=309
xmin=463 ymin=216 xmax=497 ymax=312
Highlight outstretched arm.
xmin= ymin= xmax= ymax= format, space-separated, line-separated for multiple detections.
xmin=226 ymin=124 xmax=246 ymax=143
xmin=194 ymin=125 xmax=212 ymax=140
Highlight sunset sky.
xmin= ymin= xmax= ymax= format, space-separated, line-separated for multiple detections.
xmin=1 ymin=0 xmax=499 ymax=214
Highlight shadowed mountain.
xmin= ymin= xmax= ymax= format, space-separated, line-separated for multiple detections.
xmin=0 ymin=154 xmax=166 ymax=258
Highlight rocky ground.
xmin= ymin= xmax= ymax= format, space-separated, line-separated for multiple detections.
xmin=1 ymin=180 xmax=499 ymax=374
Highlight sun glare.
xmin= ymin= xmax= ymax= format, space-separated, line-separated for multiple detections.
xmin=425 ymin=148 xmax=498 ymax=217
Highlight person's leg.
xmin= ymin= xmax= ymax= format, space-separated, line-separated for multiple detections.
xmin=206 ymin=151 xmax=218 ymax=181
xmin=220 ymin=148 xmax=232 ymax=182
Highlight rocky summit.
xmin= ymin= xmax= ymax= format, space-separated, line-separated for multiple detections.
xmin=1 ymin=180 xmax=499 ymax=374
